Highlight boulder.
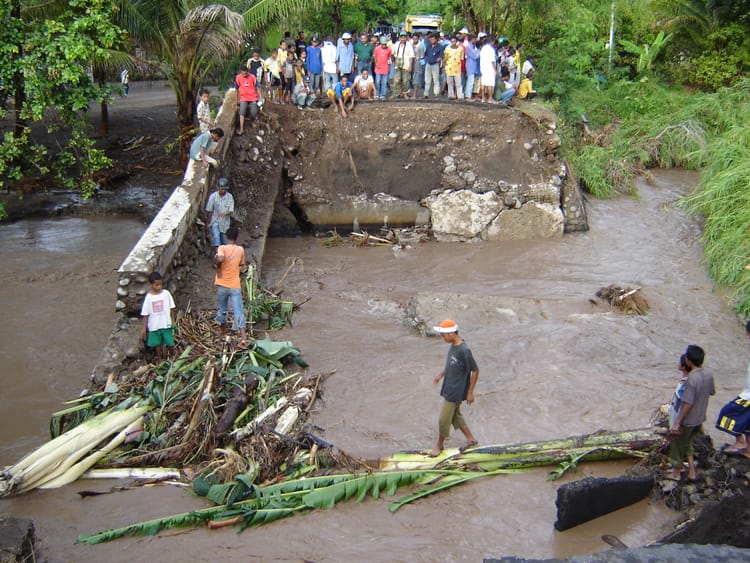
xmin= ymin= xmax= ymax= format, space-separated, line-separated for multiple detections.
xmin=424 ymin=190 xmax=502 ymax=240
xmin=485 ymin=202 xmax=564 ymax=240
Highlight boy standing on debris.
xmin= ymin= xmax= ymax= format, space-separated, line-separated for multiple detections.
xmin=669 ymin=344 xmax=715 ymax=480
xmin=429 ymin=319 xmax=479 ymax=457
xmin=140 ymin=271 xmax=176 ymax=362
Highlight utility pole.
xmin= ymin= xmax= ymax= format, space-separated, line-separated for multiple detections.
xmin=608 ymin=1 xmax=616 ymax=70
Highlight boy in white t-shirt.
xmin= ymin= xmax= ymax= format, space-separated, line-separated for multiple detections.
xmin=140 ymin=271 xmax=176 ymax=362
xmin=353 ymin=68 xmax=376 ymax=100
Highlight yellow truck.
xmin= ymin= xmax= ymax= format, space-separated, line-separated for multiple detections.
xmin=404 ymin=14 xmax=443 ymax=35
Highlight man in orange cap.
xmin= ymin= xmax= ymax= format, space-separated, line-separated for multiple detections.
xmin=429 ymin=319 xmax=479 ymax=456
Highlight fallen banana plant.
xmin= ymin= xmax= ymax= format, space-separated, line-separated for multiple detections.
xmin=78 ymin=468 xmax=519 ymax=544
xmin=0 ymin=403 xmax=151 ymax=496
xmin=77 ymin=428 xmax=663 ymax=545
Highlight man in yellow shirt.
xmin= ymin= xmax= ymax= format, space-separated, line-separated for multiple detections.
xmin=443 ymin=35 xmax=465 ymax=100
xmin=517 ymin=67 xmax=537 ymax=100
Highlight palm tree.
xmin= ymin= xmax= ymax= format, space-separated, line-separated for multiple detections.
xmin=116 ymin=1 xmax=245 ymax=165
xmin=117 ymin=0 xmax=312 ymax=166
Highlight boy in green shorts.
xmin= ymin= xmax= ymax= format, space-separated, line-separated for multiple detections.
xmin=140 ymin=271 xmax=176 ymax=362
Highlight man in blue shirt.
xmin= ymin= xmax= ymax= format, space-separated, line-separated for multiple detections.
xmin=189 ymin=128 xmax=224 ymax=168
xmin=306 ymin=36 xmax=323 ymax=94
xmin=423 ymin=33 xmax=445 ymax=98
xmin=326 ymin=75 xmax=354 ymax=117
xmin=336 ymin=32 xmax=355 ymax=83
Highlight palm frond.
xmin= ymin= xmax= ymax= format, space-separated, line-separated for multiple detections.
xmin=243 ymin=0 xmax=313 ymax=32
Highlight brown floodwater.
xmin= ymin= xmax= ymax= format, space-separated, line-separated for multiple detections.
xmin=2 ymin=170 xmax=748 ymax=562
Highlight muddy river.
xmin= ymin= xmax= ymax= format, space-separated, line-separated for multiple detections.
xmin=2 ymin=170 xmax=748 ymax=562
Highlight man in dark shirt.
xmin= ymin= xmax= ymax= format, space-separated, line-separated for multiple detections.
xmin=429 ymin=319 xmax=479 ymax=456
xmin=669 ymin=344 xmax=715 ymax=480
xmin=423 ymin=32 xmax=445 ymax=98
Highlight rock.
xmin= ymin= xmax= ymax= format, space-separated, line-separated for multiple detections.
xmin=0 ymin=517 xmax=36 ymax=562
xmin=554 ymin=475 xmax=654 ymax=531
xmin=423 ymin=190 xmax=502 ymax=240
xmin=485 ymin=202 xmax=564 ymax=240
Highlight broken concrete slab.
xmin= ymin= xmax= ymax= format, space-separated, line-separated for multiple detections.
xmin=554 ymin=475 xmax=655 ymax=531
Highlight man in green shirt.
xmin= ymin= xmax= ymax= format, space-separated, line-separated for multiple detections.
xmin=354 ymin=33 xmax=374 ymax=76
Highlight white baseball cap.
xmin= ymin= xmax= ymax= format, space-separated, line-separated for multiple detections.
xmin=342 ymin=32 xmax=352 ymax=39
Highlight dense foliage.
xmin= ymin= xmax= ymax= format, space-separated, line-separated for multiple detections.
xmin=0 ymin=0 xmax=124 ymax=216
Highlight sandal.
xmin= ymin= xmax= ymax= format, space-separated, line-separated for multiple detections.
xmin=459 ymin=440 xmax=478 ymax=453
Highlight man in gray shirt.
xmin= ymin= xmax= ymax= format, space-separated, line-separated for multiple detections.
xmin=669 ymin=344 xmax=715 ymax=480
xmin=429 ymin=319 xmax=479 ymax=457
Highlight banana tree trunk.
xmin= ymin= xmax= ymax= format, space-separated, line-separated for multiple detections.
xmin=378 ymin=428 xmax=665 ymax=471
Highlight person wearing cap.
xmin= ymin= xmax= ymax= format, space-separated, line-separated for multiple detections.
xmin=423 ymin=32 xmax=445 ymax=98
xmin=306 ymin=37 xmax=323 ymax=94
xmin=234 ymin=63 xmax=260 ymax=135
xmin=293 ymin=73 xmax=316 ymax=109
xmin=372 ymin=34 xmax=392 ymax=100
xmin=392 ymin=30 xmax=415 ymax=98
xmin=429 ymin=319 xmax=479 ymax=457
xmin=354 ymin=32 xmax=373 ymax=76
xmin=205 ymin=177 xmax=234 ymax=250
xmin=336 ymin=32 xmax=355 ymax=82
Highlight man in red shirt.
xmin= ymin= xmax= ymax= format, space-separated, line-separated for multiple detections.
xmin=235 ymin=64 xmax=260 ymax=135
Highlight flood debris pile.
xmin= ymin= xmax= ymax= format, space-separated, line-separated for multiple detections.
xmin=0 ymin=318 xmax=341 ymax=497
xmin=596 ymin=284 xmax=649 ymax=315
xmin=317 ymin=227 xmax=430 ymax=248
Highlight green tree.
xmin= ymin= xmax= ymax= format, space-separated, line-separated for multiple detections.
xmin=115 ymin=1 xmax=245 ymax=165
xmin=653 ymin=0 xmax=750 ymax=88
xmin=0 ymin=0 xmax=124 ymax=204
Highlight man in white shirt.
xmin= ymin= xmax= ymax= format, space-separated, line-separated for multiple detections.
xmin=321 ymin=35 xmax=338 ymax=92
xmin=479 ymin=35 xmax=497 ymax=103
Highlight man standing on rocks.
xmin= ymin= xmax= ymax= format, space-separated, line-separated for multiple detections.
xmin=205 ymin=177 xmax=234 ymax=251
xmin=235 ymin=64 xmax=260 ymax=135
xmin=669 ymin=344 xmax=715 ymax=480
xmin=429 ymin=319 xmax=479 ymax=457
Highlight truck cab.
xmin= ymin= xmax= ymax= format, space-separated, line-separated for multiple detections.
xmin=404 ymin=14 xmax=443 ymax=36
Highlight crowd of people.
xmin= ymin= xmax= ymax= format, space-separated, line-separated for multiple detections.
xmin=188 ymin=28 xmax=537 ymax=158
xmin=226 ymin=28 xmax=537 ymax=120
